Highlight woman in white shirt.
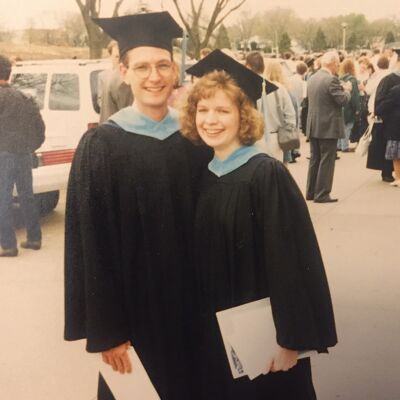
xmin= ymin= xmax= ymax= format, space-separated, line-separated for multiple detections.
xmin=259 ymin=59 xmax=297 ymax=163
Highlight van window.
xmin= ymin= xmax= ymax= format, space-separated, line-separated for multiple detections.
xmin=90 ymin=70 xmax=102 ymax=114
xmin=49 ymin=73 xmax=80 ymax=111
xmin=11 ymin=73 xmax=47 ymax=109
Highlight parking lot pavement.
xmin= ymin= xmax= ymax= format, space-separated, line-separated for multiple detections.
xmin=1 ymin=138 xmax=399 ymax=399
xmin=289 ymin=141 xmax=400 ymax=400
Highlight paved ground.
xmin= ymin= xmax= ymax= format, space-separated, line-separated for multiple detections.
xmin=1 ymin=138 xmax=399 ymax=399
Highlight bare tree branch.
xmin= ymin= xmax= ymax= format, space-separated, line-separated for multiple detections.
xmin=201 ymin=1 xmax=224 ymax=47
xmin=112 ymin=0 xmax=125 ymax=17
xmin=88 ymin=0 xmax=97 ymax=17
xmin=197 ymin=0 xmax=205 ymax=17
xmin=74 ymin=0 xmax=125 ymax=58
xmin=190 ymin=0 xmax=196 ymax=16
xmin=172 ymin=0 xmax=193 ymax=35
xmin=215 ymin=0 xmax=247 ymax=28
xmin=75 ymin=0 xmax=86 ymax=15
xmin=171 ymin=0 xmax=246 ymax=58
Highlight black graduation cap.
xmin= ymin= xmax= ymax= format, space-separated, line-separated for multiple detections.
xmin=93 ymin=12 xmax=183 ymax=56
xmin=304 ymin=56 xmax=315 ymax=68
xmin=186 ymin=49 xmax=278 ymax=104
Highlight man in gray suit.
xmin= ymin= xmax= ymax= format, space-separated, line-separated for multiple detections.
xmin=306 ymin=51 xmax=351 ymax=203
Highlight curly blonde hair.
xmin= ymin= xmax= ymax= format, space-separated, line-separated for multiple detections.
xmin=180 ymin=70 xmax=264 ymax=145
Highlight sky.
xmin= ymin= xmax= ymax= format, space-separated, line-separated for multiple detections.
xmin=0 ymin=0 xmax=399 ymax=30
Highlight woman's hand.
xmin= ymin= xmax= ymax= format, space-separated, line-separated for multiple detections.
xmin=267 ymin=345 xmax=298 ymax=373
xmin=102 ymin=341 xmax=132 ymax=374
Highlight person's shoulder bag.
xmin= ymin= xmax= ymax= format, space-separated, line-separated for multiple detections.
xmin=355 ymin=121 xmax=374 ymax=157
xmin=273 ymin=90 xmax=300 ymax=152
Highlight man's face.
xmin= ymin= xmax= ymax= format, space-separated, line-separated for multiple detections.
xmin=121 ymin=47 xmax=176 ymax=115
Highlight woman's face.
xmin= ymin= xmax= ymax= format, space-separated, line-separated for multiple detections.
xmin=195 ymin=89 xmax=241 ymax=158
xmin=359 ymin=62 xmax=367 ymax=73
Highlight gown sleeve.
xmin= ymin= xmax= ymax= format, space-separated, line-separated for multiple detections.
xmin=64 ymin=128 xmax=131 ymax=353
xmin=253 ymin=159 xmax=337 ymax=352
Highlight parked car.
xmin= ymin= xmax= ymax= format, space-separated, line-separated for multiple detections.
xmin=10 ymin=59 xmax=110 ymax=216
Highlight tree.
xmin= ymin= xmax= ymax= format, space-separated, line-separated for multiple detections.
xmin=171 ymin=0 xmax=246 ymax=59
xmin=215 ymin=24 xmax=231 ymax=49
xmin=279 ymin=32 xmax=291 ymax=53
xmin=257 ymin=8 xmax=301 ymax=44
xmin=62 ymin=12 xmax=88 ymax=47
xmin=385 ymin=31 xmax=396 ymax=44
xmin=347 ymin=32 xmax=358 ymax=51
xmin=75 ymin=0 xmax=125 ymax=58
xmin=297 ymin=19 xmax=319 ymax=52
xmin=229 ymin=10 xmax=255 ymax=52
xmin=312 ymin=28 xmax=327 ymax=52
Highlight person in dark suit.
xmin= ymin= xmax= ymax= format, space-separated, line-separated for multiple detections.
xmin=305 ymin=51 xmax=351 ymax=203
xmin=97 ymin=40 xmax=133 ymax=123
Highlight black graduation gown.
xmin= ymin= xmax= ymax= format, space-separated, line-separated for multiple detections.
xmin=366 ymin=123 xmax=394 ymax=175
xmin=375 ymin=73 xmax=400 ymax=141
xmin=194 ymin=154 xmax=337 ymax=399
xmin=64 ymin=124 xmax=211 ymax=399
xmin=366 ymin=73 xmax=400 ymax=175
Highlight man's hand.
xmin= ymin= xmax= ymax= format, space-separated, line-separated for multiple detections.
xmin=342 ymin=81 xmax=352 ymax=92
xmin=267 ymin=345 xmax=298 ymax=373
xmin=102 ymin=341 xmax=132 ymax=374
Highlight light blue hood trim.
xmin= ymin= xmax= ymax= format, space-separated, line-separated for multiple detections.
xmin=208 ymin=145 xmax=263 ymax=177
xmin=107 ymin=106 xmax=180 ymax=140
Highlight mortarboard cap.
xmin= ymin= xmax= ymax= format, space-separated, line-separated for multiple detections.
xmin=93 ymin=12 xmax=183 ymax=56
xmin=186 ymin=49 xmax=278 ymax=103
xmin=304 ymin=56 xmax=315 ymax=68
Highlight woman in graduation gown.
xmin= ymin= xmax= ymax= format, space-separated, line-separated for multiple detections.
xmin=181 ymin=51 xmax=337 ymax=399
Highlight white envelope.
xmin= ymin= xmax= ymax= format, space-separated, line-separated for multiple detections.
xmin=99 ymin=347 xmax=160 ymax=400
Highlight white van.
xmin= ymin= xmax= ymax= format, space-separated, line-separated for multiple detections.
xmin=10 ymin=59 xmax=110 ymax=214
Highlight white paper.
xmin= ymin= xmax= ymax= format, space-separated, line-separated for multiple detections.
xmin=216 ymin=298 xmax=317 ymax=381
xmin=99 ymin=347 xmax=160 ymax=400
xmin=215 ymin=305 xmax=247 ymax=379
xmin=229 ymin=305 xmax=277 ymax=380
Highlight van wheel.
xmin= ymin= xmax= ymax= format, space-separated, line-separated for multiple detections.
xmin=35 ymin=191 xmax=60 ymax=216
xmin=12 ymin=191 xmax=60 ymax=227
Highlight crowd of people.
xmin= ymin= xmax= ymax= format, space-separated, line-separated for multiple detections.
xmin=263 ymin=47 xmax=400 ymax=188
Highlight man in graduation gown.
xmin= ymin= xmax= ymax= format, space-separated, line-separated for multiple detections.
xmin=64 ymin=12 xmax=210 ymax=400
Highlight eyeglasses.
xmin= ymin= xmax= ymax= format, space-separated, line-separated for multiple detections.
xmin=131 ymin=61 xmax=174 ymax=79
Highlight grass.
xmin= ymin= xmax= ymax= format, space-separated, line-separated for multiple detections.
xmin=0 ymin=41 xmax=100 ymax=61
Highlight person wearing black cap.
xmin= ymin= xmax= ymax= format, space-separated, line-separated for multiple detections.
xmin=181 ymin=50 xmax=337 ymax=399
xmin=64 ymin=12 xmax=211 ymax=400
